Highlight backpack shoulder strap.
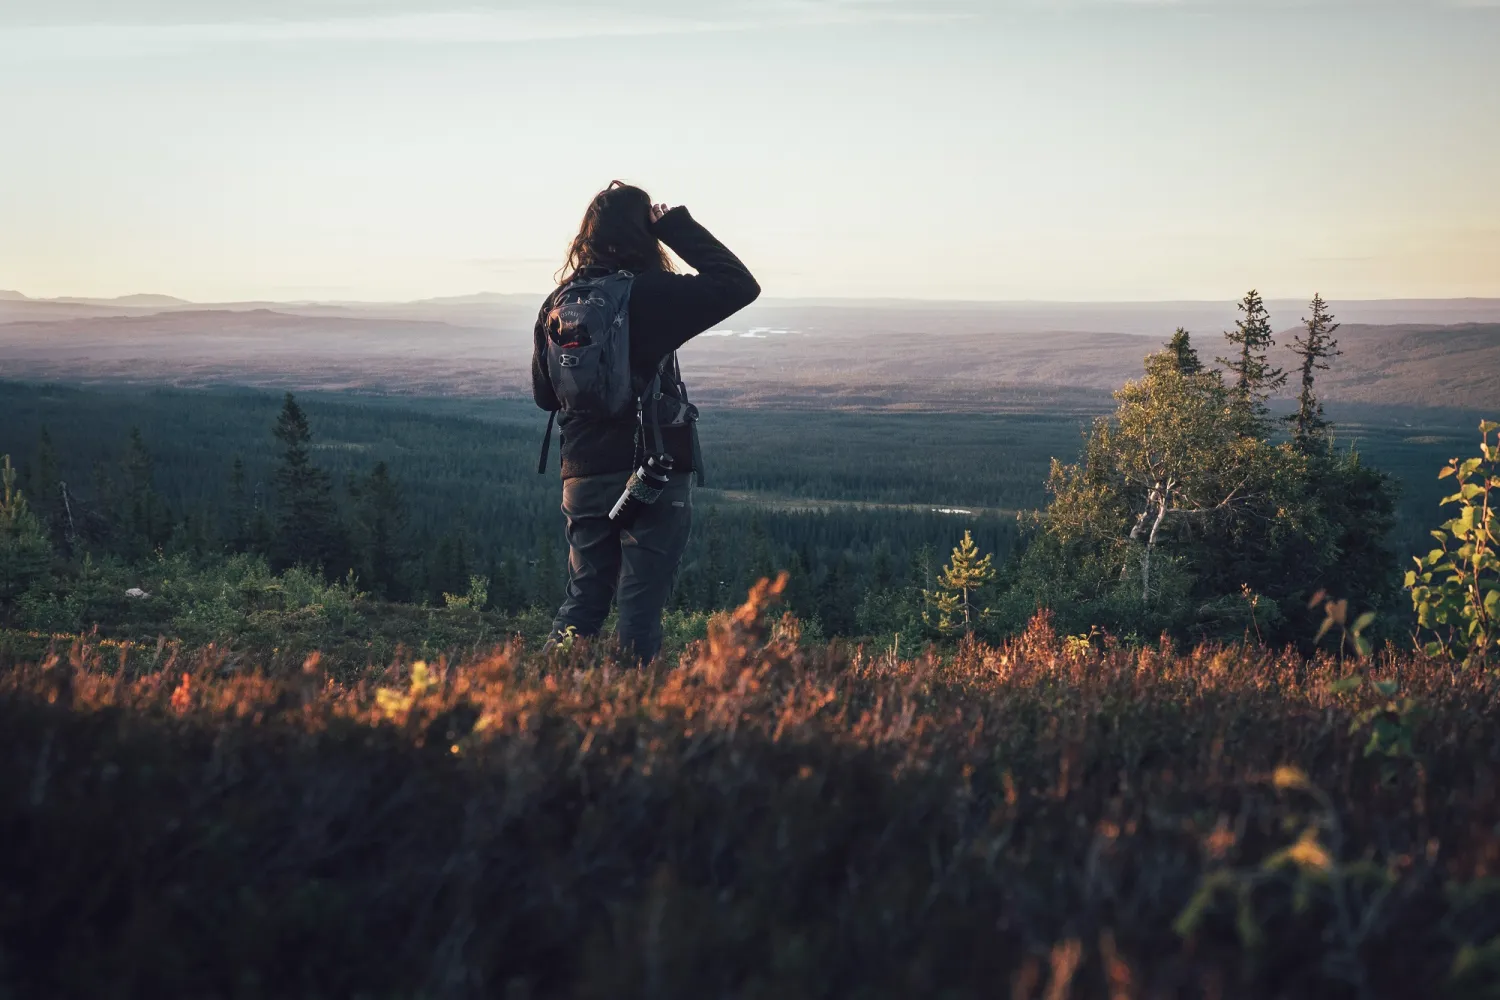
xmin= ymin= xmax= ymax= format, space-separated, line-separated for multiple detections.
xmin=537 ymin=409 xmax=557 ymax=474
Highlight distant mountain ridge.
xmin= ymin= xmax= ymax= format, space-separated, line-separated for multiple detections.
xmin=4 ymin=288 xmax=1500 ymax=326
xmin=0 ymin=301 xmax=1494 ymax=411
xmin=0 ymin=291 xmax=190 ymax=305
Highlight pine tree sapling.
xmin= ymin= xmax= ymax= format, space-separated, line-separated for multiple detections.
xmin=924 ymin=530 xmax=996 ymax=634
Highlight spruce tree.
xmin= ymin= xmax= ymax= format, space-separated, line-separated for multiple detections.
xmin=91 ymin=457 xmax=118 ymax=547
xmin=783 ymin=549 xmax=816 ymax=621
xmin=1288 ymin=293 xmax=1341 ymax=453
xmin=0 ymin=455 xmax=52 ymax=607
xmin=424 ymin=533 xmax=461 ymax=605
xmin=871 ymin=541 xmax=896 ymax=591
xmin=32 ymin=427 xmax=62 ymax=543
xmin=227 ymin=456 xmax=250 ymax=552
xmin=353 ymin=461 xmax=409 ymax=600
xmin=121 ymin=428 xmax=169 ymax=558
xmin=816 ymin=553 xmax=857 ymax=636
xmin=271 ymin=393 xmax=345 ymax=573
xmin=487 ymin=553 xmax=520 ymax=613
xmin=1217 ymin=289 xmax=1286 ymax=431
xmin=248 ymin=477 xmax=274 ymax=556
xmin=1167 ymin=328 xmax=1204 ymax=375
xmin=746 ymin=514 xmax=776 ymax=589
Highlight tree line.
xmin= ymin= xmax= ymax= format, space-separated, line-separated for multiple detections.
xmin=945 ymin=291 xmax=1400 ymax=646
xmin=1 ymin=388 xmax=1015 ymax=631
xmin=5 ymin=290 xmax=1485 ymax=651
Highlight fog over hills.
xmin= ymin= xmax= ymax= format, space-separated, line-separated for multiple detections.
xmin=1 ymin=292 xmax=1497 ymax=411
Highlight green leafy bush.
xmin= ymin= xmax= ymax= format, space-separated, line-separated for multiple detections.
xmin=1406 ymin=420 xmax=1500 ymax=666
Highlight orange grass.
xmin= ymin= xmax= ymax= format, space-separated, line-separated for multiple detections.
xmin=2 ymin=578 xmax=1498 ymax=999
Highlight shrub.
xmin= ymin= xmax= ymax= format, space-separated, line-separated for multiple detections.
xmin=1407 ymin=420 xmax=1500 ymax=666
xmin=2 ymin=583 xmax=1498 ymax=998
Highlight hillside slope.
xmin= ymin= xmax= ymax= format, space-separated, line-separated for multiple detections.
xmin=0 ymin=305 xmax=1494 ymax=410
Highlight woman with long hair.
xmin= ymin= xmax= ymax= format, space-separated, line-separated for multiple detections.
xmin=532 ymin=182 xmax=760 ymax=663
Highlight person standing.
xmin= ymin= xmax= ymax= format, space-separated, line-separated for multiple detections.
xmin=532 ymin=182 xmax=760 ymax=663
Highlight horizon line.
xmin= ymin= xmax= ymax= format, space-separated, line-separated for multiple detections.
xmin=8 ymin=290 xmax=1500 ymax=309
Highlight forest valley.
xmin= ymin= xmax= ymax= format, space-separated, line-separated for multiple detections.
xmin=0 ymin=291 xmax=1496 ymax=670
xmin=3 ymin=292 xmax=1500 ymax=999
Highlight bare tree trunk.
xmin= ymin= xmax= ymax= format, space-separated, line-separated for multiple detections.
xmin=1126 ymin=499 xmax=1153 ymax=581
xmin=1141 ymin=486 xmax=1171 ymax=604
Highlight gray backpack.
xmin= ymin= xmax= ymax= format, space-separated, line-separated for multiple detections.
xmin=536 ymin=272 xmax=707 ymax=482
xmin=542 ymin=270 xmax=637 ymax=419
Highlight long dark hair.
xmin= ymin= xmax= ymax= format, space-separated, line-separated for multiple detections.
xmin=557 ymin=180 xmax=674 ymax=284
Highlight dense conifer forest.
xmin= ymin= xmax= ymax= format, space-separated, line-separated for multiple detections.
xmin=0 ymin=386 xmax=1478 ymax=656
xmin=0 ymin=351 xmax=1482 ymax=656
xmin=4 ymin=299 xmax=1500 ymax=997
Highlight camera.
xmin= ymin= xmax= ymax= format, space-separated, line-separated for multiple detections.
xmin=609 ymin=454 xmax=674 ymax=527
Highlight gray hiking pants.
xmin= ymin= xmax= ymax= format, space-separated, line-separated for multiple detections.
xmin=548 ymin=469 xmax=692 ymax=664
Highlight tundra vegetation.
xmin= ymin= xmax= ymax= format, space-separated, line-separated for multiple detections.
xmin=1 ymin=293 xmax=1498 ymax=997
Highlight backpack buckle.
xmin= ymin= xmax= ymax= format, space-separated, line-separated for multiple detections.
xmin=559 ymin=355 xmax=579 ymax=368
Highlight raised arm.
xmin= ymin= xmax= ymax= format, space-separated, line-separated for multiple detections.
xmin=629 ymin=206 xmax=761 ymax=367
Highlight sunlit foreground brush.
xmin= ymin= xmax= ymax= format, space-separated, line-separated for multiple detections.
xmin=2 ymin=577 xmax=1498 ymax=999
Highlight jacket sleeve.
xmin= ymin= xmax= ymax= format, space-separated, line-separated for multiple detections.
xmin=629 ymin=207 xmax=761 ymax=366
xmin=531 ymin=298 xmax=560 ymax=411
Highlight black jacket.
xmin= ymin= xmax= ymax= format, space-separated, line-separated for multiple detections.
xmin=532 ymin=206 xmax=760 ymax=479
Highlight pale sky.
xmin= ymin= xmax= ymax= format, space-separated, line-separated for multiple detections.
xmin=2 ymin=1 xmax=1497 ymax=302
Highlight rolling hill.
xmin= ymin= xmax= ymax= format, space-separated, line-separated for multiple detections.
xmin=0 ymin=298 xmax=1496 ymax=411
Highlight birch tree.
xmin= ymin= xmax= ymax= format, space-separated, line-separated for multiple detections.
xmin=1047 ymin=350 xmax=1264 ymax=603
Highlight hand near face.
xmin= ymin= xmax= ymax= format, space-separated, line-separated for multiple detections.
xmin=649 ymin=203 xmax=672 ymax=225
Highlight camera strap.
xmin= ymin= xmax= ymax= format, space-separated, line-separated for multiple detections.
xmin=689 ymin=421 xmax=706 ymax=486
xmin=642 ymin=372 xmax=666 ymax=459
xmin=669 ymin=353 xmax=706 ymax=486
xmin=537 ymin=409 xmax=557 ymax=474
xmin=630 ymin=353 xmax=704 ymax=483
